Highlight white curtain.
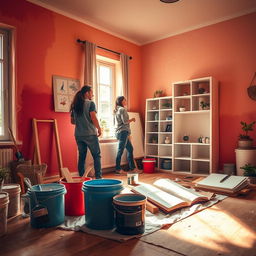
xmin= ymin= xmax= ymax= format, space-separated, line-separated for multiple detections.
xmin=84 ymin=41 xmax=97 ymax=102
xmin=120 ymin=53 xmax=130 ymax=110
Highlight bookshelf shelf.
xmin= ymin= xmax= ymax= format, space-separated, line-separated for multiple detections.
xmin=172 ymin=76 xmax=218 ymax=175
xmin=145 ymin=96 xmax=173 ymax=171
xmin=145 ymin=76 xmax=218 ymax=176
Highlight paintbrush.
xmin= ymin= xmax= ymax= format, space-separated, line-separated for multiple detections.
xmin=24 ymin=178 xmax=49 ymax=224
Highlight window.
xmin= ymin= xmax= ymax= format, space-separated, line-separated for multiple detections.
xmin=0 ymin=28 xmax=10 ymax=140
xmin=96 ymin=58 xmax=116 ymax=138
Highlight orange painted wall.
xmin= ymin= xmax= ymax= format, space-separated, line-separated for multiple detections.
xmin=0 ymin=0 xmax=141 ymax=175
xmin=141 ymin=12 xmax=256 ymax=168
xmin=1 ymin=0 xmax=255 ymax=173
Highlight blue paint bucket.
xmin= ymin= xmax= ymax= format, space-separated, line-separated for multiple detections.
xmin=82 ymin=179 xmax=123 ymax=230
xmin=27 ymin=183 xmax=66 ymax=228
xmin=113 ymin=193 xmax=147 ymax=235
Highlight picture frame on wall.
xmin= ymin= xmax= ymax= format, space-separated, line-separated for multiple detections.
xmin=52 ymin=75 xmax=80 ymax=112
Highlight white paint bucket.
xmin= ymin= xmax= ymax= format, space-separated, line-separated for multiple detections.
xmin=2 ymin=184 xmax=21 ymax=218
xmin=0 ymin=192 xmax=9 ymax=236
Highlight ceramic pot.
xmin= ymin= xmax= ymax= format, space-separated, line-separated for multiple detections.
xmin=238 ymin=140 xmax=253 ymax=149
xmin=165 ymin=137 xmax=171 ymax=144
xmin=249 ymin=177 xmax=256 ymax=184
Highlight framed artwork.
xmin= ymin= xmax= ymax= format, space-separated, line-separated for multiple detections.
xmin=53 ymin=75 xmax=80 ymax=112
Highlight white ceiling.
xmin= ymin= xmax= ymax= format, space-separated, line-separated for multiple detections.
xmin=27 ymin=0 xmax=256 ymax=45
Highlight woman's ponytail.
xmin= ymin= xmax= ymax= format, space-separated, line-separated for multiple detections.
xmin=70 ymin=85 xmax=92 ymax=115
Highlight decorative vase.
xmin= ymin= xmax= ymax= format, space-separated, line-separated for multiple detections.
xmin=183 ymin=135 xmax=189 ymax=142
xmin=165 ymin=137 xmax=171 ymax=144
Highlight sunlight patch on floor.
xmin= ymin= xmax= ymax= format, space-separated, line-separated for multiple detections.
xmin=166 ymin=206 xmax=256 ymax=253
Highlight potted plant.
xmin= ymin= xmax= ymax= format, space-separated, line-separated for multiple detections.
xmin=154 ymin=90 xmax=164 ymax=98
xmin=240 ymin=164 xmax=256 ymax=184
xmin=0 ymin=167 xmax=8 ymax=191
xmin=100 ymin=119 xmax=108 ymax=137
xmin=238 ymin=121 xmax=256 ymax=148
xmin=162 ymin=102 xmax=172 ymax=109
xmin=200 ymin=101 xmax=210 ymax=110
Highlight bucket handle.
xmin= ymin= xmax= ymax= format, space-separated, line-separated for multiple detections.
xmin=113 ymin=204 xmax=143 ymax=216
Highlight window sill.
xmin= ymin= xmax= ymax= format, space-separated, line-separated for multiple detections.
xmin=0 ymin=140 xmax=22 ymax=146
xmin=99 ymin=137 xmax=117 ymax=143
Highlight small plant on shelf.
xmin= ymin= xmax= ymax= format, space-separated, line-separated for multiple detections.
xmin=200 ymin=101 xmax=210 ymax=110
xmin=154 ymin=90 xmax=164 ymax=98
xmin=238 ymin=121 xmax=256 ymax=148
xmin=162 ymin=102 xmax=172 ymax=108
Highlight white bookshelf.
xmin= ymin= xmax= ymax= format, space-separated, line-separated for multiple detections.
xmin=144 ymin=77 xmax=219 ymax=176
xmin=172 ymin=76 xmax=219 ymax=175
xmin=145 ymin=96 xmax=173 ymax=172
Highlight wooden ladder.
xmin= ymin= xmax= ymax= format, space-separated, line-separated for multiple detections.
xmin=32 ymin=118 xmax=63 ymax=183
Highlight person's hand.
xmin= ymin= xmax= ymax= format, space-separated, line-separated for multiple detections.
xmin=131 ymin=118 xmax=136 ymax=122
xmin=97 ymin=127 xmax=102 ymax=137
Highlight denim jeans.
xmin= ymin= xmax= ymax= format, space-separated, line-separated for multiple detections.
xmin=75 ymin=135 xmax=102 ymax=178
xmin=116 ymin=130 xmax=136 ymax=171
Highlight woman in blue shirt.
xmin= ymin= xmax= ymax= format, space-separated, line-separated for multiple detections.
xmin=70 ymin=85 xmax=102 ymax=179
xmin=114 ymin=96 xmax=136 ymax=174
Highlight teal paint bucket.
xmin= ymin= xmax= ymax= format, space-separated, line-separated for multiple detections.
xmin=27 ymin=183 xmax=66 ymax=228
xmin=113 ymin=193 xmax=147 ymax=235
xmin=82 ymin=179 xmax=123 ymax=230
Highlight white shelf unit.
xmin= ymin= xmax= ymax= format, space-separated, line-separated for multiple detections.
xmin=172 ymin=77 xmax=219 ymax=175
xmin=145 ymin=96 xmax=173 ymax=172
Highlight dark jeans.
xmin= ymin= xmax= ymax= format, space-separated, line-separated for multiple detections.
xmin=116 ymin=130 xmax=136 ymax=171
xmin=75 ymin=135 xmax=102 ymax=178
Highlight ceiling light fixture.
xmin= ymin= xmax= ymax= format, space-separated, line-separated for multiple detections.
xmin=160 ymin=0 xmax=180 ymax=3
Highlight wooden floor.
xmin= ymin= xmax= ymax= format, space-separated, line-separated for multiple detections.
xmin=1 ymin=172 xmax=256 ymax=256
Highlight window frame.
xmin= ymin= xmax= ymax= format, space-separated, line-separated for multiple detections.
xmin=0 ymin=25 xmax=16 ymax=144
xmin=96 ymin=57 xmax=117 ymax=139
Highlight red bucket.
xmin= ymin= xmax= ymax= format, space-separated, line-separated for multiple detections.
xmin=142 ymin=158 xmax=156 ymax=173
xmin=60 ymin=177 xmax=92 ymax=216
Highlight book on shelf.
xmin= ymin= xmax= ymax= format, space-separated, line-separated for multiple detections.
xmin=195 ymin=173 xmax=249 ymax=194
xmin=131 ymin=178 xmax=213 ymax=213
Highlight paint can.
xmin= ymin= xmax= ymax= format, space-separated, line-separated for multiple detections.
xmin=60 ymin=177 xmax=91 ymax=216
xmin=0 ymin=192 xmax=9 ymax=237
xmin=127 ymin=173 xmax=138 ymax=185
xmin=27 ymin=183 xmax=66 ymax=228
xmin=113 ymin=193 xmax=147 ymax=235
xmin=142 ymin=158 xmax=156 ymax=173
xmin=82 ymin=179 xmax=123 ymax=230
xmin=2 ymin=184 xmax=21 ymax=218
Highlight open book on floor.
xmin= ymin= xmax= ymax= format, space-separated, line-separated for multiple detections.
xmin=131 ymin=178 xmax=213 ymax=213
xmin=195 ymin=173 xmax=249 ymax=194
